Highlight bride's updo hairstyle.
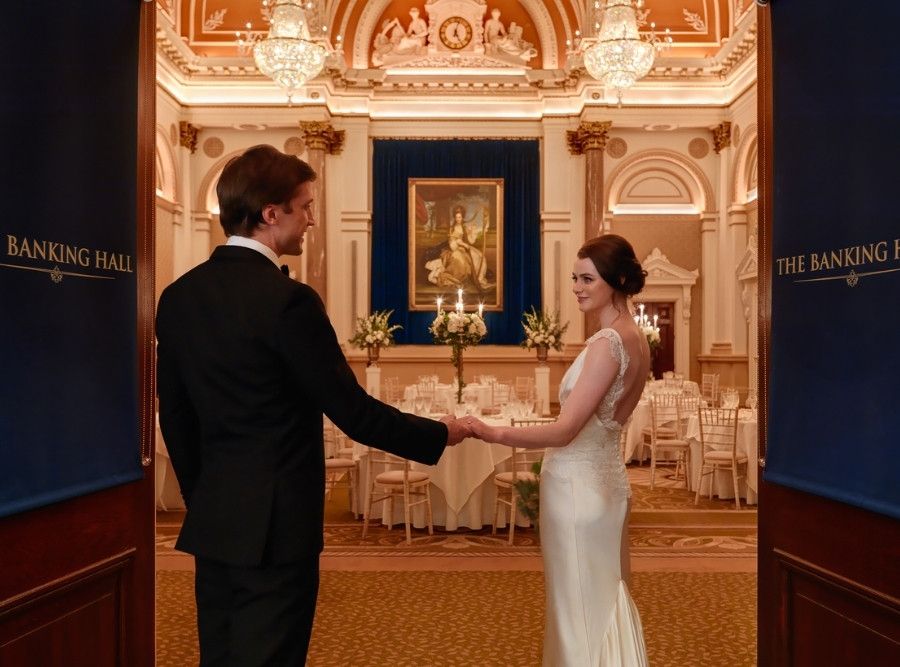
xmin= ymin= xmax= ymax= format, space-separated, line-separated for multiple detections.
xmin=577 ymin=234 xmax=647 ymax=297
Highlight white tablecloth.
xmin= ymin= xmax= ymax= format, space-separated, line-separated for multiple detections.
xmin=623 ymin=401 xmax=652 ymax=462
xmin=352 ymin=417 xmax=530 ymax=530
xmin=684 ymin=411 xmax=758 ymax=505
xmin=647 ymin=379 xmax=700 ymax=396
xmin=404 ymin=383 xmax=497 ymax=412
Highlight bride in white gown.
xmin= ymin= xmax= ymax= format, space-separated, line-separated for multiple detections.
xmin=467 ymin=234 xmax=651 ymax=666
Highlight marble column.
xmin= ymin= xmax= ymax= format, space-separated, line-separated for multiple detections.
xmin=298 ymin=121 xmax=345 ymax=304
xmin=712 ymin=121 xmax=734 ymax=346
xmin=567 ymin=121 xmax=611 ymax=335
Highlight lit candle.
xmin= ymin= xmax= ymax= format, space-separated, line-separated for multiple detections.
xmin=436 ymin=296 xmax=442 ymax=314
xmin=653 ymin=314 xmax=658 ymax=328
xmin=639 ymin=303 xmax=645 ymax=319
xmin=457 ymin=288 xmax=463 ymax=303
xmin=478 ymin=303 xmax=484 ymax=317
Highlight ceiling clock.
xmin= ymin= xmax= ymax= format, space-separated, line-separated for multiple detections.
xmin=439 ymin=16 xmax=473 ymax=50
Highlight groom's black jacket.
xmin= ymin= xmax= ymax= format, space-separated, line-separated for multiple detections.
xmin=156 ymin=245 xmax=447 ymax=567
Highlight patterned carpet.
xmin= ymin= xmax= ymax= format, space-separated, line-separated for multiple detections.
xmin=157 ymin=569 xmax=756 ymax=666
xmin=157 ymin=467 xmax=757 ymax=560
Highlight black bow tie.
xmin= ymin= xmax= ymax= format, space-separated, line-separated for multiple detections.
xmin=280 ymin=264 xmax=290 ymax=276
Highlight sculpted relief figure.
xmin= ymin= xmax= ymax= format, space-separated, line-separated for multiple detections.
xmin=483 ymin=8 xmax=537 ymax=63
xmin=372 ymin=7 xmax=428 ymax=66
xmin=483 ymin=8 xmax=507 ymax=47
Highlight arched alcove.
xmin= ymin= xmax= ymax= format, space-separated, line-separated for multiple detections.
xmin=606 ymin=149 xmax=714 ymax=215
xmin=731 ymin=124 xmax=758 ymax=204
xmin=155 ymin=126 xmax=179 ymax=203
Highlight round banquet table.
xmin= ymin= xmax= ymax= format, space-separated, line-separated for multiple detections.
xmin=684 ymin=410 xmax=758 ymax=505
xmin=352 ymin=417 xmax=532 ymax=530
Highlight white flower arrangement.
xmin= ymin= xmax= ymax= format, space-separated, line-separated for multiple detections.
xmin=348 ymin=310 xmax=402 ymax=350
xmin=430 ymin=308 xmax=487 ymax=404
xmin=640 ymin=323 xmax=661 ymax=352
xmin=429 ymin=310 xmax=487 ymax=347
xmin=521 ymin=307 xmax=568 ymax=352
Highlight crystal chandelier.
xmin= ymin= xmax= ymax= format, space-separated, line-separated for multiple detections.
xmin=582 ymin=0 xmax=671 ymax=103
xmin=253 ymin=0 xmax=328 ymax=103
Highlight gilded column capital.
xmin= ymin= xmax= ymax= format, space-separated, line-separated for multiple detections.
xmin=179 ymin=121 xmax=200 ymax=154
xmin=566 ymin=121 xmax=612 ymax=155
xmin=712 ymin=121 xmax=732 ymax=154
xmin=298 ymin=121 xmax=345 ymax=155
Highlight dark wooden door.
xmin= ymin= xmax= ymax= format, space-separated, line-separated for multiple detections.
xmin=0 ymin=3 xmax=156 ymax=665
xmin=643 ymin=302 xmax=674 ymax=378
xmin=757 ymin=5 xmax=900 ymax=664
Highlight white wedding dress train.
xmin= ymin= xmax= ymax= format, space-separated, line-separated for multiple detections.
xmin=540 ymin=328 xmax=648 ymax=666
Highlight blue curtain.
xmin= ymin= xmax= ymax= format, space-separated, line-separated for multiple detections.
xmin=765 ymin=0 xmax=900 ymax=519
xmin=0 ymin=1 xmax=142 ymax=518
xmin=371 ymin=139 xmax=541 ymax=344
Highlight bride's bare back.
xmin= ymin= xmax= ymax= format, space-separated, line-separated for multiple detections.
xmin=608 ymin=320 xmax=651 ymax=426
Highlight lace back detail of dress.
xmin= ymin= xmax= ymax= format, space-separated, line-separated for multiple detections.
xmin=587 ymin=328 xmax=630 ymax=429
xmin=544 ymin=328 xmax=632 ymax=499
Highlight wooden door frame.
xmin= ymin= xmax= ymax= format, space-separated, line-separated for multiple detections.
xmin=757 ymin=4 xmax=900 ymax=664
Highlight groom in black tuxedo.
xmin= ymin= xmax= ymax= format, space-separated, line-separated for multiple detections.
xmin=156 ymin=144 xmax=468 ymax=666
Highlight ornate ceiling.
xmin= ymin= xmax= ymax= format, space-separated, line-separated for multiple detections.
xmin=159 ymin=0 xmax=754 ymax=61
xmin=155 ymin=0 xmax=757 ymax=110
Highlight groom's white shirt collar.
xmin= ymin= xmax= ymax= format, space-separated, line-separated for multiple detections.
xmin=226 ymin=235 xmax=280 ymax=267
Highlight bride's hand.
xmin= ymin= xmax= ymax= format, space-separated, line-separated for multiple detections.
xmin=462 ymin=416 xmax=495 ymax=442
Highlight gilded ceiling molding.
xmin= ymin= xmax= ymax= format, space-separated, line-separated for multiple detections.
xmin=298 ymin=121 xmax=345 ymax=155
xmin=519 ymin=0 xmax=561 ymax=69
xmin=604 ymin=149 xmax=716 ymax=214
xmin=712 ymin=121 xmax=732 ymax=153
xmin=566 ymin=121 xmax=611 ymax=155
xmin=179 ymin=121 xmax=200 ymax=154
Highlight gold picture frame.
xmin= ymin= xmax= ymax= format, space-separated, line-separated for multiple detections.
xmin=408 ymin=178 xmax=504 ymax=312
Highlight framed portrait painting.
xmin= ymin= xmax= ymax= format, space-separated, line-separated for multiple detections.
xmin=408 ymin=178 xmax=504 ymax=311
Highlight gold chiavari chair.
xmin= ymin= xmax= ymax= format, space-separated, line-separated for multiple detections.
xmin=362 ymin=448 xmax=433 ymax=545
xmin=323 ymin=419 xmax=358 ymax=516
xmin=648 ymin=394 xmax=690 ymax=489
xmin=694 ymin=407 xmax=745 ymax=509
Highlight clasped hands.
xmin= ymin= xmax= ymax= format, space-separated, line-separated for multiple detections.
xmin=440 ymin=414 xmax=493 ymax=446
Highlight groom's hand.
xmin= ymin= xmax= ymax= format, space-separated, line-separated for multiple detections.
xmin=440 ymin=416 xmax=470 ymax=446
